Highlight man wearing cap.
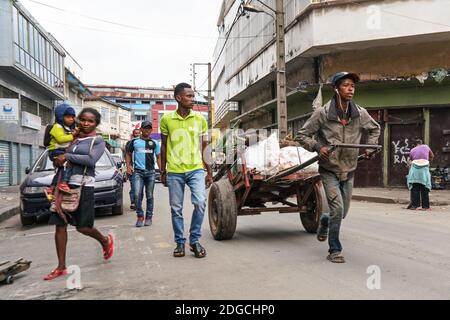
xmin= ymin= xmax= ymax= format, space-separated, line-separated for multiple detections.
xmin=125 ymin=128 xmax=141 ymax=210
xmin=126 ymin=121 xmax=161 ymax=227
xmin=296 ymin=72 xmax=381 ymax=263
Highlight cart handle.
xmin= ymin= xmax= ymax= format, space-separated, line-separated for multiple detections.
xmin=266 ymin=144 xmax=382 ymax=183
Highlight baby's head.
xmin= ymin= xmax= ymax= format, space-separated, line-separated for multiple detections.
xmin=63 ymin=107 xmax=76 ymax=127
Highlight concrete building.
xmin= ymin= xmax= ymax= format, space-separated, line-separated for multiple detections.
xmin=213 ymin=0 xmax=450 ymax=187
xmin=0 ymin=0 xmax=65 ymax=186
xmin=84 ymin=97 xmax=131 ymax=153
xmin=87 ymin=85 xmax=209 ymax=141
xmin=64 ymin=54 xmax=91 ymax=114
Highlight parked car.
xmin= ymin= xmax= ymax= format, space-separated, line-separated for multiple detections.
xmin=110 ymin=153 xmax=126 ymax=181
xmin=19 ymin=149 xmax=123 ymax=226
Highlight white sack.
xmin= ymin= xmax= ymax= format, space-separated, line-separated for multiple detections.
xmin=244 ymin=132 xmax=280 ymax=175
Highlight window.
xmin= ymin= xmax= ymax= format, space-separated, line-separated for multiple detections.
xmin=12 ymin=8 xmax=64 ymax=94
xmin=12 ymin=7 xmax=18 ymax=43
xmin=39 ymin=105 xmax=52 ymax=125
xmin=101 ymin=107 xmax=110 ymax=123
xmin=110 ymin=110 xmax=117 ymax=125
xmin=0 ymin=85 xmax=19 ymax=99
xmin=21 ymin=96 xmax=38 ymax=116
xmin=135 ymin=115 xmax=147 ymax=121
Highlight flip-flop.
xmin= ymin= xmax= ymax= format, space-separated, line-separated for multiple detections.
xmin=44 ymin=268 xmax=68 ymax=281
xmin=103 ymin=234 xmax=114 ymax=260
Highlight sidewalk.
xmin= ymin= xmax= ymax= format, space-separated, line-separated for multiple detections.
xmin=352 ymin=187 xmax=450 ymax=206
xmin=0 ymin=185 xmax=21 ymax=223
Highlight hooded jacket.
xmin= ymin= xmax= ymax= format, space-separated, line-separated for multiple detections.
xmin=48 ymin=103 xmax=76 ymax=151
xmin=296 ymin=97 xmax=380 ymax=181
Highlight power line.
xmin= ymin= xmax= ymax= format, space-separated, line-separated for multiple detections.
xmin=25 ymin=0 xmax=272 ymax=40
xmin=196 ymin=5 xmax=245 ymax=91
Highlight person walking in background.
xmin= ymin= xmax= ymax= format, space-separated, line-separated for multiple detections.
xmin=407 ymin=138 xmax=434 ymax=211
xmin=44 ymin=107 xmax=113 ymax=281
xmin=160 ymin=83 xmax=213 ymax=259
xmin=126 ymin=122 xmax=161 ymax=227
xmin=125 ymin=128 xmax=141 ymax=210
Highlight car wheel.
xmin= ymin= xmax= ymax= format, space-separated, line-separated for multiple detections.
xmin=112 ymin=203 xmax=123 ymax=215
xmin=20 ymin=213 xmax=35 ymax=226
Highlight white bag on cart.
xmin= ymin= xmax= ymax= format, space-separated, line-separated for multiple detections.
xmin=244 ymin=132 xmax=280 ymax=175
xmin=279 ymin=147 xmax=319 ymax=173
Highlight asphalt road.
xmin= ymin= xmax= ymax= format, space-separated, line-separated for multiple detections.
xmin=1 ymin=183 xmax=449 ymax=300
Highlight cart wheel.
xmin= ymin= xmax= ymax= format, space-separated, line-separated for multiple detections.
xmin=208 ymin=179 xmax=237 ymax=240
xmin=5 ymin=275 xmax=14 ymax=285
xmin=300 ymin=182 xmax=326 ymax=233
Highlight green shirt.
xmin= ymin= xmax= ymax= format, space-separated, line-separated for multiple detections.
xmin=160 ymin=110 xmax=208 ymax=173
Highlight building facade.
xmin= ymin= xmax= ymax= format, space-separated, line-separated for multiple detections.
xmin=0 ymin=0 xmax=65 ymax=186
xmin=87 ymin=85 xmax=209 ymax=141
xmin=64 ymin=53 xmax=91 ymax=114
xmin=213 ymin=0 xmax=450 ymax=187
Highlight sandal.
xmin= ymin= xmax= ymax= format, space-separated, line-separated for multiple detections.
xmin=44 ymin=268 xmax=68 ymax=281
xmin=173 ymin=243 xmax=185 ymax=257
xmin=190 ymin=243 xmax=207 ymax=258
xmin=327 ymin=252 xmax=345 ymax=263
xmin=103 ymin=234 xmax=114 ymax=260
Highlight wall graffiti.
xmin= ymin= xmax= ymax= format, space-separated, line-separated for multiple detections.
xmin=391 ymin=139 xmax=411 ymax=165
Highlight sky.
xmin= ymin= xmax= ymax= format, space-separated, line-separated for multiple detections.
xmin=20 ymin=0 xmax=223 ymax=90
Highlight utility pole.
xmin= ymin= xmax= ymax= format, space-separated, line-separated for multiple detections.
xmin=207 ymin=62 xmax=212 ymax=134
xmin=275 ymin=0 xmax=287 ymax=139
xmin=191 ymin=62 xmax=213 ymax=141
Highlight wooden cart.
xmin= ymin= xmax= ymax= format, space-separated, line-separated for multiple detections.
xmin=208 ymin=142 xmax=381 ymax=240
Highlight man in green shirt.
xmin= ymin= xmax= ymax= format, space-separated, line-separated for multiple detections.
xmin=160 ymin=83 xmax=213 ymax=258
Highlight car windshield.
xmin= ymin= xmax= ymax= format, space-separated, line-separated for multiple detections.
xmin=33 ymin=150 xmax=114 ymax=172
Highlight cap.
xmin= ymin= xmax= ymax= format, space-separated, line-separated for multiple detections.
xmin=141 ymin=121 xmax=152 ymax=128
xmin=331 ymin=72 xmax=360 ymax=87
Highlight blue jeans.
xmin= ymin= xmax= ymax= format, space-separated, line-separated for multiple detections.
xmin=129 ymin=172 xmax=135 ymax=204
xmin=49 ymin=149 xmax=72 ymax=185
xmin=133 ymin=169 xmax=155 ymax=218
xmin=167 ymin=169 xmax=206 ymax=245
xmin=319 ymin=169 xmax=354 ymax=254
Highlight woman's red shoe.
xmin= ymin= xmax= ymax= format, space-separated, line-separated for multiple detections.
xmin=44 ymin=268 xmax=68 ymax=281
xmin=103 ymin=234 xmax=114 ymax=260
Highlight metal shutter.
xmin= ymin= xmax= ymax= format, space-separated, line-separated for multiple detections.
xmin=0 ymin=141 xmax=10 ymax=186
xmin=11 ymin=143 xmax=18 ymax=185
xmin=20 ymin=144 xmax=32 ymax=183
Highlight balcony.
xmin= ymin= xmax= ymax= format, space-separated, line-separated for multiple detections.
xmin=221 ymin=0 xmax=450 ymax=101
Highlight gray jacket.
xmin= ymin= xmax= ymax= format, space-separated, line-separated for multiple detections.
xmin=296 ymin=98 xmax=380 ymax=180
xmin=66 ymin=136 xmax=106 ymax=177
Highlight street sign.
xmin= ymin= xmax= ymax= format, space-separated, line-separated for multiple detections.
xmin=21 ymin=111 xmax=41 ymax=130
xmin=0 ymin=99 xmax=19 ymax=121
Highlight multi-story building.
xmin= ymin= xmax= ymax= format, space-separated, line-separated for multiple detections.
xmin=64 ymin=54 xmax=91 ymax=114
xmin=213 ymin=0 xmax=450 ymax=187
xmin=87 ymin=85 xmax=209 ymax=141
xmin=0 ymin=0 xmax=65 ymax=186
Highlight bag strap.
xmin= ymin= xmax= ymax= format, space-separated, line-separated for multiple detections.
xmin=81 ymin=136 xmax=97 ymax=185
